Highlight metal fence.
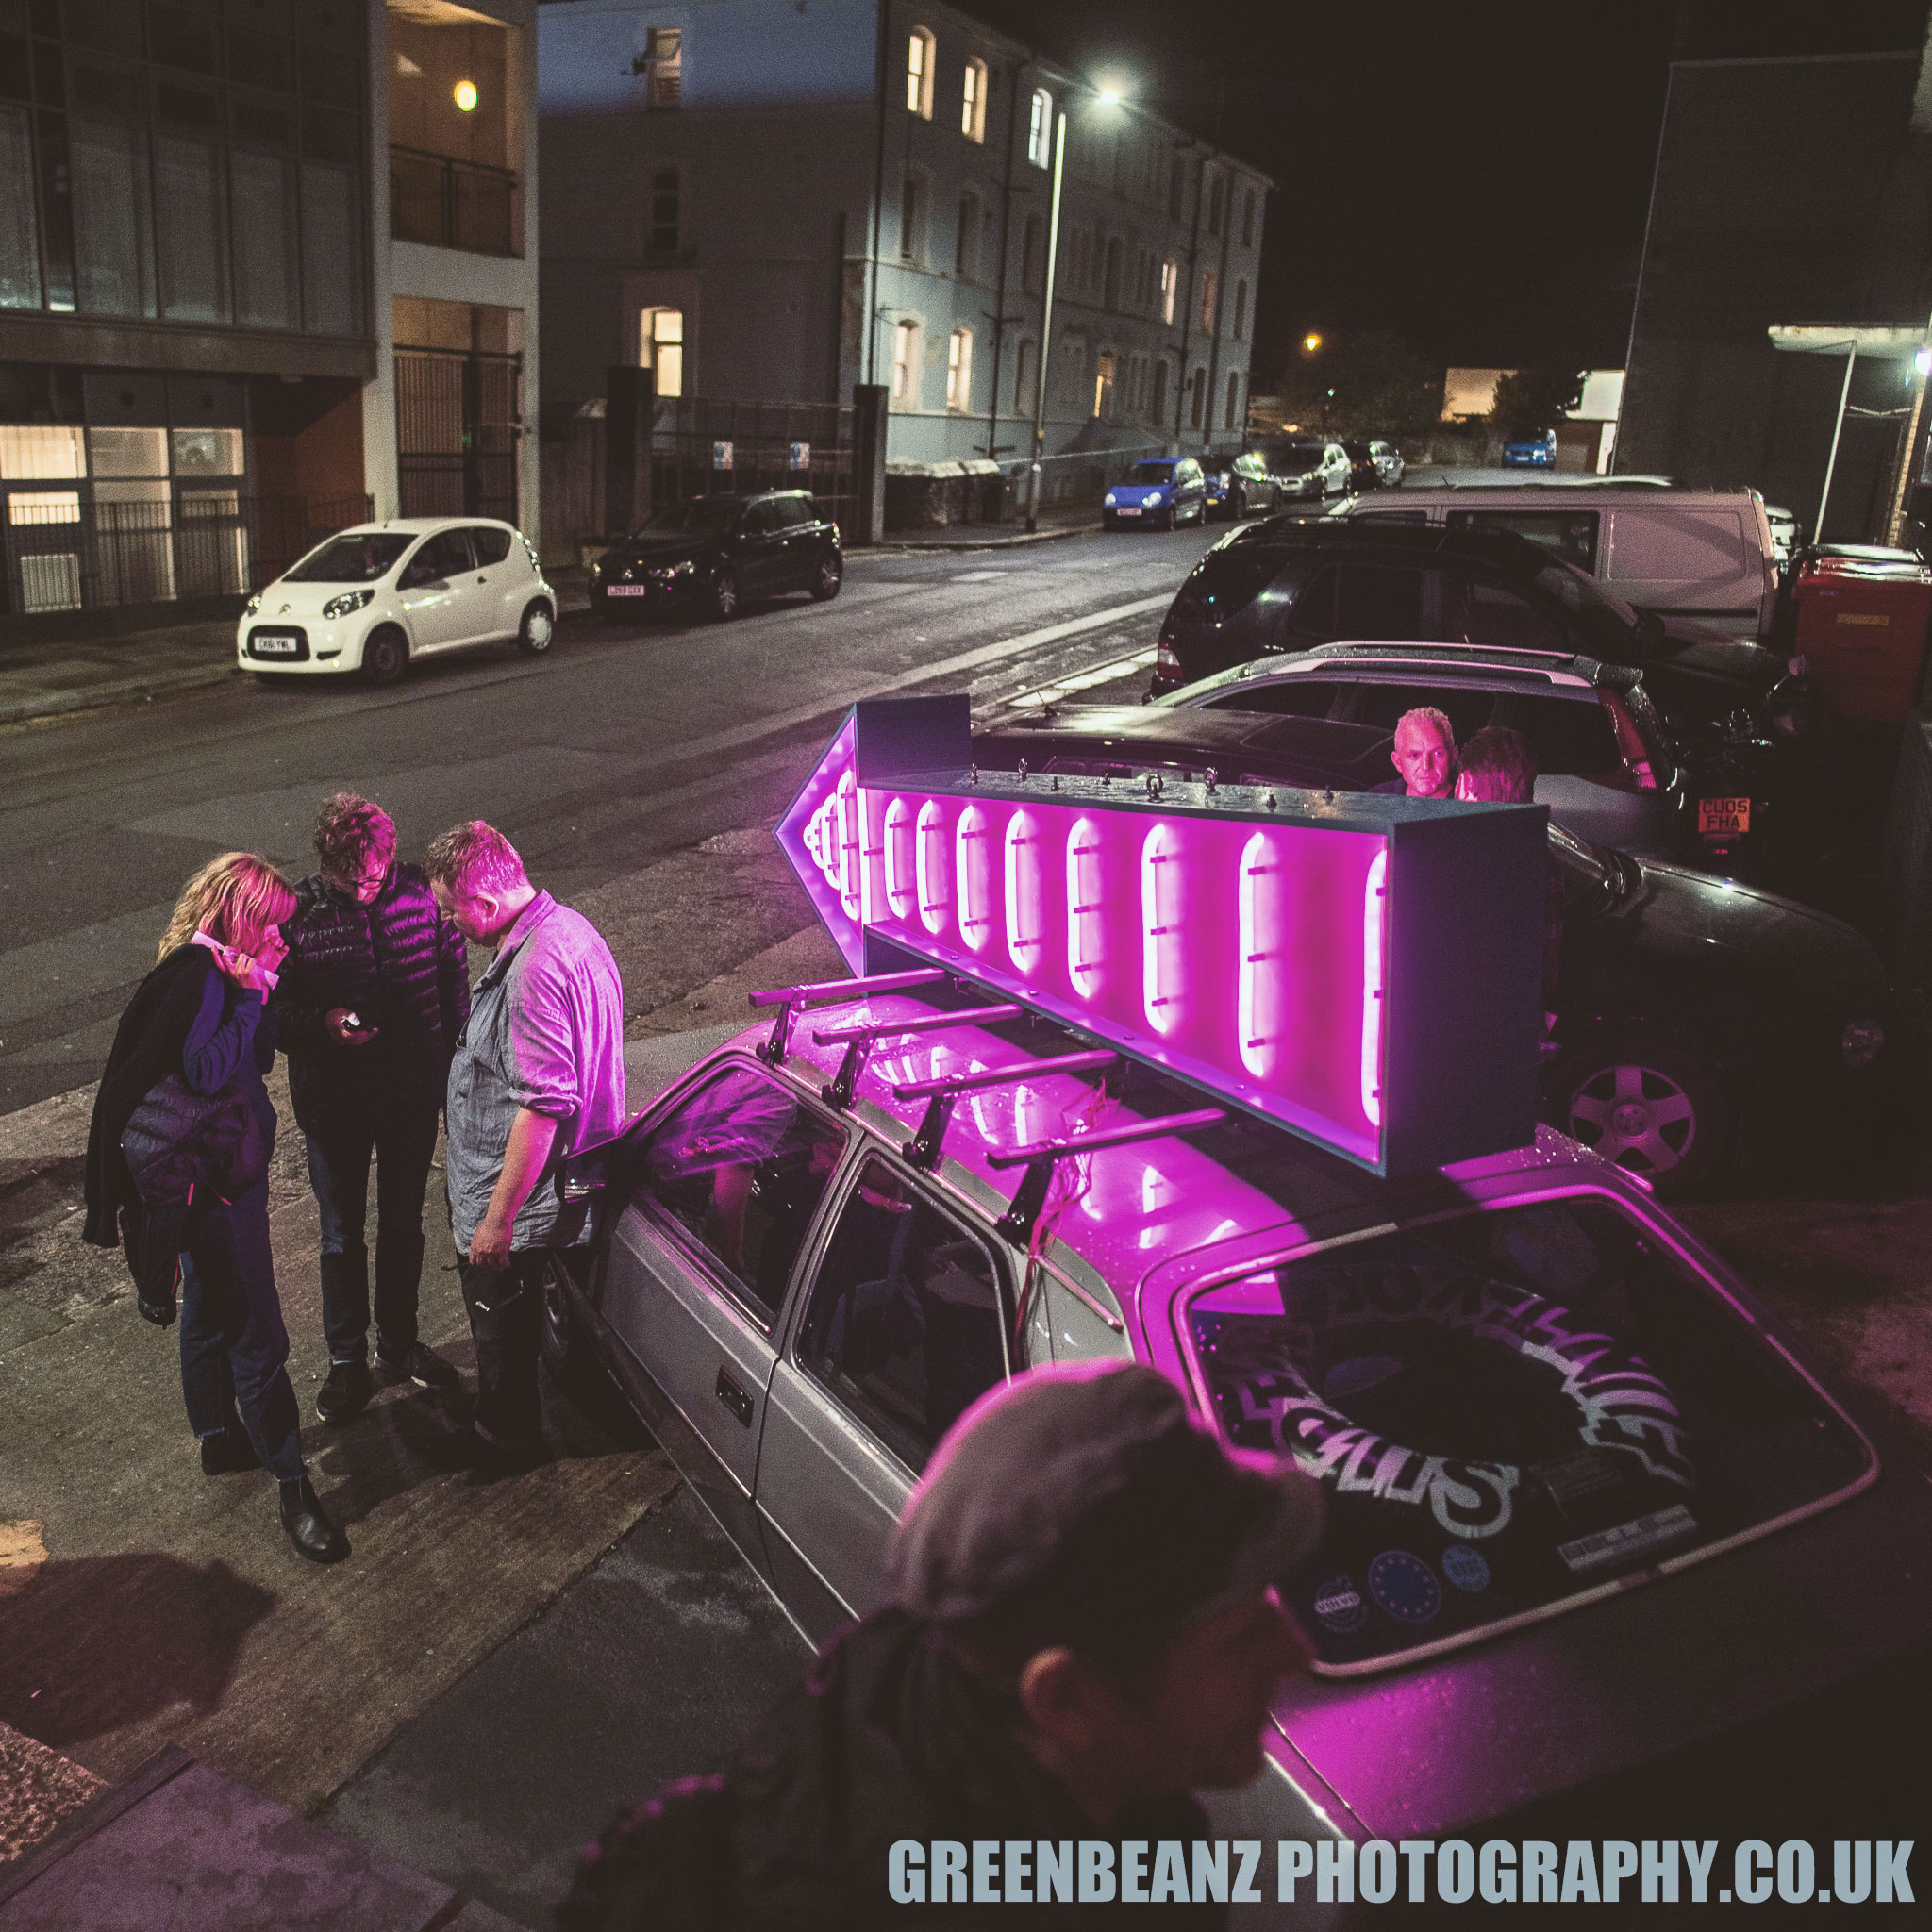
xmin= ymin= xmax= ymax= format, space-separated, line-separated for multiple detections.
xmin=397 ymin=345 xmax=521 ymax=524
xmin=389 ymin=145 xmax=517 ymax=257
xmin=2 ymin=492 xmax=374 ymax=616
xmin=1012 ymin=441 xmax=1170 ymax=512
xmin=649 ymin=397 xmax=857 ymax=536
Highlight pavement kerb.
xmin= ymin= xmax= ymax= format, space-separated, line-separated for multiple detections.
xmin=0 ymin=664 xmax=242 ymax=727
xmin=868 ymin=520 xmax=1099 ymax=553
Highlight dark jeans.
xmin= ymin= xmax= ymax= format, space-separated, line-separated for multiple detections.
xmin=178 ymin=1180 xmax=305 ymax=1482
xmin=305 ymin=1100 xmax=441 ymax=1366
xmin=458 ymin=1250 xmax=553 ymax=1444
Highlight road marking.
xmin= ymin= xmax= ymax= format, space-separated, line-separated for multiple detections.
xmin=951 ymin=568 xmax=1013 ymax=583
xmin=991 ymin=646 xmax=1158 ymax=716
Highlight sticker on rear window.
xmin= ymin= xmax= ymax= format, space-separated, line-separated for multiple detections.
xmin=1557 ymin=1504 xmax=1697 ymax=1575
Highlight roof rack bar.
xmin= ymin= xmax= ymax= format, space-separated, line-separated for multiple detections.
xmin=747 ymin=967 xmax=948 ymax=1067
xmin=988 ymin=1107 xmax=1228 ymax=1244
xmin=893 ymin=1050 xmax=1121 ymax=1170
xmin=812 ymin=1002 xmax=1024 ymax=1111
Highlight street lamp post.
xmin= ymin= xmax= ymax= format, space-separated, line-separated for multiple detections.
xmin=1024 ymin=105 xmax=1067 ymax=534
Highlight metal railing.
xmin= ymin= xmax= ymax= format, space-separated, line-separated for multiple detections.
xmin=2 ymin=491 xmax=374 ymax=616
xmin=389 ymin=144 xmax=518 ymax=257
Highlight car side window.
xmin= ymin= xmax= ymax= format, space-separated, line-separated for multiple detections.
xmin=1178 ymin=459 xmax=1201 ymax=483
xmin=1491 ymin=692 xmax=1626 ymax=782
xmin=466 ymin=525 xmax=513 ymax=566
xmin=773 ymin=497 xmax=812 ymax=529
xmin=1438 ymin=575 xmax=1569 ymax=652
xmin=795 ymin=1156 xmax=1008 ymax=1474
xmin=1205 ymin=677 xmax=1345 ymax=719
xmin=402 ymin=529 xmax=472 ymax=585
xmin=1289 ymin=564 xmax=1426 ymax=641
xmin=1339 ymin=680 xmax=1496 ymax=744
xmin=741 ymin=501 xmax=778 ymax=536
xmin=1447 ymin=508 xmax=1600 ymax=573
xmin=635 ymin=1064 xmax=847 ymax=1325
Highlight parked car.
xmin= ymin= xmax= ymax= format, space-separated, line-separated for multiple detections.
xmin=1334 ymin=482 xmax=1779 ymax=638
xmin=543 ymin=977 xmax=1928 ymax=1892
xmin=1201 ymin=448 xmax=1281 ymax=520
xmin=1341 ymin=438 xmax=1404 ymax=490
xmin=971 ymin=704 xmax=1907 ymax=1194
xmin=237 ymin=518 xmax=557 ymax=687
xmin=1262 ymin=438 xmax=1353 ymax=501
xmin=1101 ymin=457 xmax=1207 ymax=530
xmin=1502 ymin=429 xmax=1557 ymax=466
xmin=591 ymin=491 xmax=841 ymax=623
xmin=1150 ymin=524 xmax=1816 ymax=862
xmin=1765 ymin=503 xmax=1801 ymax=566
xmin=1157 ymin=641 xmax=1718 ymax=860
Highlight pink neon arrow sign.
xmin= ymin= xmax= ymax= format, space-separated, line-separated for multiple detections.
xmin=777 ymin=698 xmax=1546 ymax=1176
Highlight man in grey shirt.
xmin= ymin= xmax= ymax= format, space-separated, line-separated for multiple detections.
xmin=426 ymin=820 xmax=626 ymax=1461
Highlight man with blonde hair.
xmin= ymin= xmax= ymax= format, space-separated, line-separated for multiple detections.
xmin=1373 ymin=705 xmax=1457 ymax=799
xmin=425 ymin=821 xmax=625 ymax=1463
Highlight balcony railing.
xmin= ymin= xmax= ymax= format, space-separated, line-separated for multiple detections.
xmin=389 ymin=145 xmax=518 ymax=258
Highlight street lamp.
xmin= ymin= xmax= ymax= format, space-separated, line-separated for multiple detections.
xmin=1303 ymin=332 xmax=1323 ymax=355
xmin=1025 ymin=81 xmax=1129 ymax=532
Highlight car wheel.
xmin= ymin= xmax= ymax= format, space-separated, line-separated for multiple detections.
xmin=809 ymin=554 xmax=842 ymax=601
xmin=708 ymin=566 xmax=740 ymax=621
xmin=1230 ymin=487 xmax=1247 ymax=519
xmin=360 ymin=626 xmax=408 ymax=687
xmin=1547 ymin=1028 xmax=1735 ymax=1197
xmin=517 ymin=599 xmax=557 ymax=656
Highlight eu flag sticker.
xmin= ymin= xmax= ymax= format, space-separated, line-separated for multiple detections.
xmin=1367 ymin=1550 xmax=1441 ymax=1624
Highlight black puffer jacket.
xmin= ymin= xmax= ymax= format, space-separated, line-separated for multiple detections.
xmin=277 ymin=860 xmax=470 ymax=1132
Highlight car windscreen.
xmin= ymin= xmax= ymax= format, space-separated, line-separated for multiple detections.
xmin=638 ymin=500 xmax=742 ymax=537
xmin=1534 ymin=557 xmax=1645 ymax=655
xmin=1276 ymin=444 xmax=1327 ymax=469
xmin=1124 ymin=461 xmax=1175 ymax=483
xmin=1189 ymin=1191 xmax=1872 ymax=1674
xmin=283 ymin=532 xmax=412 ymax=582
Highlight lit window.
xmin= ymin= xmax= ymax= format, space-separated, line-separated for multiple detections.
xmin=1159 ymin=257 xmax=1176 ymax=325
xmin=0 ymin=425 xmax=86 ymax=480
xmin=1092 ymin=351 xmax=1114 ymax=420
xmin=1199 ymin=269 xmax=1216 ymax=334
xmin=907 ymin=26 xmax=934 ymax=118
xmin=946 ymin=327 xmax=972 ymax=410
xmin=1027 ymin=87 xmax=1053 ymax=168
xmin=643 ymin=26 xmax=681 ymax=108
xmin=891 ymin=320 xmax=920 ymax=408
xmin=639 ymin=306 xmax=683 ymax=395
xmin=961 ymin=57 xmax=986 ymax=142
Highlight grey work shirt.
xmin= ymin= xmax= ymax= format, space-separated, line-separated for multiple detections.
xmin=446 ymin=891 xmax=626 ymax=1253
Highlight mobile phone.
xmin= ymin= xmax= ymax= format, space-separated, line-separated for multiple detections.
xmin=342 ymin=1010 xmax=364 ymax=1032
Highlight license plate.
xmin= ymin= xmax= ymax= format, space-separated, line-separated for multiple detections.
xmin=1115 ymin=507 xmax=1141 ymax=517
xmin=1698 ymin=796 xmax=1750 ymax=838
xmin=604 ymin=584 xmax=649 ymax=597
xmin=252 ymin=633 xmax=299 ymax=656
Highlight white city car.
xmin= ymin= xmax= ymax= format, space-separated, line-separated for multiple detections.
xmin=237 ymin=517 xmax=558 ymax=685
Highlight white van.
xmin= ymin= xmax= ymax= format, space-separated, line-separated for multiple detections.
xmin=1332 ymin=483 xmax=1778 ymax=637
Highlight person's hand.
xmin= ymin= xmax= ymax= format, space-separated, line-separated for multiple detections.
xmin=469 ymin=1211 xmax=513 ymax=1270
xmin=137 ymin=1285 xmax=178 ymax=1328
xmin=326 ymin=1007 xmax=378 ymax=1045
xmin=214 ymin=944 xmax=275 ymax=992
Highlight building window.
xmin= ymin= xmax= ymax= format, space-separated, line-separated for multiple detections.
xmin=1241 ymin=186 xmax=1257 ymax=247
xmin=1021 ymin=213 xmax=1044 ymax=294
xmin=1142 ymin=140 xmax=1162 ymax=200
xmin=640 ymin=306 xmax=683 ymax=395
xmin=1061 ymin=339 xmax=1086 ymax=408
xmin=946 ymin=327 xmax=972 ymax=410
xmin=1190 ymin=365 xmax=1205 ymax=429
xmin=1102 ymin=236 xmax=1122 ymax=310
xmin=0 ymin=107 xmax=42 ymax=310
xmin=1015 ymin=338 xmax=1037 ymax=415
xmin=648 ymin=167 xmax=679 ymax=254
xmin=1207 ymin=171 xmax=1225 ymax=238
xmin=1168 ymin=158 xmax=1185 ymax=221
xmin=1198 ymin=269 xmax=1216 ymax=334
xmin=891 ymin=319 xmax=921 ymax=408
xmin=1093 ymin=351 xmax=1114 ymax=421
xmin=1159 ymin=257 xmax=1176 ymax=325
xmin=961 ymin=57 xmax=986 ymax=142
xmin=899 ymin=173 xmax=923 ymax=259
xmin=643 ymin=26 xmax=682 ymax=108
xmin=956 ymin=192 xmax=978 ymax=278
xmin=1225 ymin=370 xmax=1241 ymax=430
xmin=1027 ymin=88 xmax=1053 ymax=169
xmin=1151 ymin=358 xmax=1168 ymax=425
xmin=1233 ymin=278 xmax=1247 ymax=340
xmin=907 ymin=27 xmax=934 ymax=118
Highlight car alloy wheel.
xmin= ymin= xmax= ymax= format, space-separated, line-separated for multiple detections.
xmin=1551 ymin=1029 xmax=1733 ymax=1196
xmin=517 ymin=600 xmax=556 ymax=656
xmin=361 ymin=626 xmax=408 ymax=687
xmin=710 ymin=567 xmax=739 ymax=620
xmin=1230 ymin=488 xmax=1246 ymax=519
xmin=810 ymin=556 xmax=842 ymax=601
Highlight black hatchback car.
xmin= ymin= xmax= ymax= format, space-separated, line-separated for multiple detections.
xmin=591 ymin=490 xmax=841 ymax=622
xmin=972 ymin=706 xmax=1907 ymax=1197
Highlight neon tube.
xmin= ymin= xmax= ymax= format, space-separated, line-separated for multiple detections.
xmin=1004 ymin=810 xmax=1042 ymax=973
xmin=883 ymin=796 xmax=915 ymax=920
xmin=1238 ymin=830 xmax=1282 ymax=1081
xmin=1141 ymin=822 xmax=1182 ymax=1037
xmin=1362 ymin=847 xmax=1388 ymax=1129
xmin=957 ymin=804 xmax=993 ymax=952
xmin=916 ymin=798 xmax=951 ymax=936
xmin=1067 ymin=815 xmax=1105 ymax=1001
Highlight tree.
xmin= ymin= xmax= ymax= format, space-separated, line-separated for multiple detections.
xmin=1269 ymin=331 xmax=1441 ymax=442
xmin=1490 ymin=365 xmax=1587 ymax=441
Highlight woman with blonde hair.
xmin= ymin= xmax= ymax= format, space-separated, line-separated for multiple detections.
xmin=86 ymin=852 xmax=348 ymax=1564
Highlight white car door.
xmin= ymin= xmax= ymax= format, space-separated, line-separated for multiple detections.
xmin=394 ymin=528 xmax=476 ymax=653
xmin=460 ymin=524 xmax=522 ymax=641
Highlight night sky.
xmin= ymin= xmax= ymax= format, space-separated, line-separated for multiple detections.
xmin=969 ymin=0 xmax=1932 ymax=384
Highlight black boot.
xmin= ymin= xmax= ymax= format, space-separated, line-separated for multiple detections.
xmin=278 ymin=1477 xmax=349 ymax=1564
xmin=200 ymin=1427 xmax=261 ymax=1475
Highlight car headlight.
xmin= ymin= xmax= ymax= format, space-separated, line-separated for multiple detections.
xmin=1842 ymin=1020 xmax=1886 ymax=1068
xmin=322 ymin=588 xmax=374 ymax=620
xmin=590 ymin=559 xmax=605 ymax=578
xmin=1104 ymin=491 xmax=1117 ymax=506
xmin=1143 ymin=491 xmax=1163 ymax=506
xmin=244 ymin=592 xmax=263 ymax=614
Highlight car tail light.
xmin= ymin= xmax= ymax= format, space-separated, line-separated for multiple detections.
xmin=1156 ymin=638 xmax=1181 ymax=676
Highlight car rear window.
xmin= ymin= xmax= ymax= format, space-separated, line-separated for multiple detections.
xmin=1189 ymin=1192 xmax=1873 ymax=1674
xmin=465 ymin=525 xmax=513 ymax=565
xmin=1491 ymin=691 xmax=1624 ymax=779
xmin=1173 ymin=548 xmax=1290 ymax=629
xmin=1289 ymin=564 xmax=1426 ymax=641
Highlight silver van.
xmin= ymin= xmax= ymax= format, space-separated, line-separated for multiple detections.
xmin=1333 ymin=483 xmax=1778 ymax=638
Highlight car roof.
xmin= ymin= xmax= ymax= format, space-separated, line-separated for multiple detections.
xmin=337 ymin=517 xmax=517 ymax=537
xmin=1225 ymin=516 xmax=1554 ymax=576
xmin=1180 ymin=641 xmax=1616 ymax=695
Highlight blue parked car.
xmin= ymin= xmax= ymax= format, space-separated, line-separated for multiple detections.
xmin=1503 ymin=428 xmax=1558 ymax=466
xmin=1102 ymin=456 xmax=1207 ymax=530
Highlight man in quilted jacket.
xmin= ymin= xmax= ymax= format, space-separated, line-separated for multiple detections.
xmin=279 ymin=792 xmax=472 ymax=1421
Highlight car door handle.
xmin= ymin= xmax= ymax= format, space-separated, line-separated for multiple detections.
xmin=715 ymin=1366 xmax=755 ymax=1427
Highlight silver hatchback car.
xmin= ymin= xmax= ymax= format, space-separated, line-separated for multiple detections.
xmin=545 ymin=976 xmax=1929 ymax=1896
